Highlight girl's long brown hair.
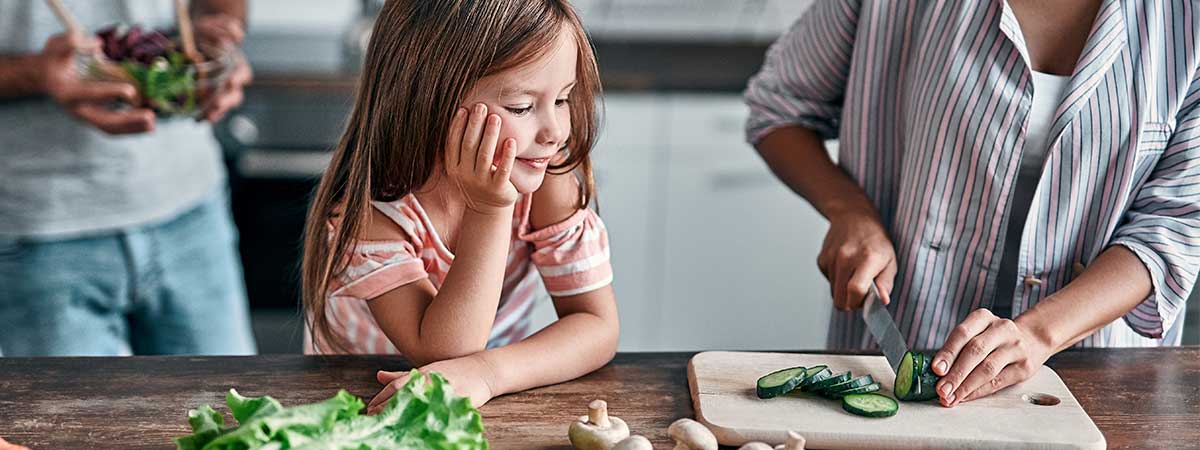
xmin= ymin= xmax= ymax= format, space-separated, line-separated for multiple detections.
xmin=302 ymin=0 xmax=601 ymax=353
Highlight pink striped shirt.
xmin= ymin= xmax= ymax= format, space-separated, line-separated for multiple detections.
xmin=305 ymin=194 xmax=612 ymax=354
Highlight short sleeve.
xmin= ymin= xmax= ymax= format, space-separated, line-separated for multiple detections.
xmin=329 ymin=239 xmax=428 ymax=300
xmin=519 ymin=208 xmax=613 ymax=297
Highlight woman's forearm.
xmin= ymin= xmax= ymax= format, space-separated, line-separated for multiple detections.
xmin=1015 ymin=245 xmax=1153 ymax=352
xmin=417 ymin=207 xmax=515 ymax=359
xmin=756 ymin=125 xmax=879 ymax=221
xmin=476 ymin=305 xmax=619 ymax=397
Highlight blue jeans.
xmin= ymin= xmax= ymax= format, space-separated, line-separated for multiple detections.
xmin=0 ymin=189 xmax=256 ymax=356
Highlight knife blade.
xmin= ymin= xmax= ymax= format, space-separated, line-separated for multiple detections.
xmin=861 ymin=283 xmax=909 ymax=373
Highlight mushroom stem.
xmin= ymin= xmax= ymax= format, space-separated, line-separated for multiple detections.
xmin=776 ymin=431 xmax=805 ymax=450
xmin=587 ymin=400 xmax=611 ymax=428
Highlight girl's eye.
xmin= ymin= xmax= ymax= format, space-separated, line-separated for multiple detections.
xmin=505 ymin=106 xmax=533 ymax=116
xmin=555 ymin=98 xmax=570 ymax=107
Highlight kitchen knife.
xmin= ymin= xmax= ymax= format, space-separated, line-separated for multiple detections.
xmin=861 ymin=282 xmax=908 ymax=373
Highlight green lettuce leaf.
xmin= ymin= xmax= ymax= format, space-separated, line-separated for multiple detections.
xmin=173 ymin=371 xmax=488 ymax=450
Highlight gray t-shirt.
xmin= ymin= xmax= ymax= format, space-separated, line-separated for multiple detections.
xmin=0 ymin=0 xmax=224 ymax=238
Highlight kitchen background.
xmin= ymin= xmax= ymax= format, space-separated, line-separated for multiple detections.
xmin=228 ymin=0 xmax=1199 ymax=353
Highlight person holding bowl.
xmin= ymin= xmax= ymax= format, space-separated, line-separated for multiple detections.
xmin=0 ymin=0 xmax=255 ymax=356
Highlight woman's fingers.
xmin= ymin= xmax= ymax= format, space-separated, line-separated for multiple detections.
xmin=72 ymin=103 xmax=154 ymax=135
xmin=875 ymin=257 xmax=898 ymax=305
xmin=949 ymin=339 xmax=1022 ymax=406
xmin=936 ymin=315 xmax=1012 ymax=405
xmin=831 ymin=258 xmax=848 ymax=310
xmin=476 ymin=114 xmax=501 ymax=172
xmin=933 ymin=309 xmax=995 ymax=376
xmin=961 ymin=361 xmax=1029 ymax=402
xmin=845 ymin=251 xmax=888 ymax=309
xmin=816 ymin=250 xmax=832 ymax=281
xmin=62 ymin=80 xmax=140 ymax=105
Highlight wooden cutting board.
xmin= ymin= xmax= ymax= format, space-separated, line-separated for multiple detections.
xmin=688 ymin=351 xmax=1105 ymax=449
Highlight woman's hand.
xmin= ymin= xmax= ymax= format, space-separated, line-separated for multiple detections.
xmin=817 ymin=209 xmax=898 ymax=310
xmin=194 ymin=13 xmax=251 ymax=122
xmin=932 ymin=308 xmax=1054 ymax=406
xmin=446 ymin=104 xmax=519 ymax=215
xmin=367 ymin=354 xmax=498 ymax=413
xmin=39 ymin=33 xmax=154 ymax=134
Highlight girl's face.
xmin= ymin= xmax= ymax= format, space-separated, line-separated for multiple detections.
xmin=461 ymin=26 xmax=578 ymax=194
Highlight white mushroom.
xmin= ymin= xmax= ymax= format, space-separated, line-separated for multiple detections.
xmin=737 ymin=443 xmax=773 ymax=450
xmin=667 ymin=418 xmax=717 ymax=450
xmin=569 ymin=400 xmax=630 ymax=450
xmin=773 ymin=431 xmax=805 ymax=450
xmin=612 ymin=435 xmax=653 ymax=450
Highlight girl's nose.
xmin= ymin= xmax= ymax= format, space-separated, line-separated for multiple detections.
xmin=536 ymin=115 xmax=566 ymax=148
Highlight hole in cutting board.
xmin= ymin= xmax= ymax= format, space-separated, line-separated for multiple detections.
xmin=1022 ymin=393 xmax=1061 ymax=406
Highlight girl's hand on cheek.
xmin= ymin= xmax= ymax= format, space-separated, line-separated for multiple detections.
xmin=446 ymin=104 xmax=519 ymax=215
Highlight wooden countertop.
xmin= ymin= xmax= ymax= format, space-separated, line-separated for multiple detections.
xmin=0 ymin=348 xmax=1196 ymax=449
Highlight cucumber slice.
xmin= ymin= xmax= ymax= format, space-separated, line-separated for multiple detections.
xmin=895 ymin=351 xmax=940 ymax=402
xmin=915 ymin=354 xmax=940 ymax=401
xmin=756 ymin=366 xmax=807 ymax=399
xmin=895 ymin=352 xmax=915 ymax=400
xmin=912 ymin=352 xmax=926 ymax=400
xmin=842 ymin=393 xmax=899 ymax=418
xmin=798 ymin=366 xmax=831 ymax=389
xmin=803 ymin=371 xmax=851 ymax=392
xmin=818 ymin=375 xmax=876 ymax=397
xmin=829 ymin=382 xmax=881 ymax=398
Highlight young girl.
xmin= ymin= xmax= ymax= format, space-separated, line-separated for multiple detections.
xmin=301 ymin=0 xmax=617 ymax=410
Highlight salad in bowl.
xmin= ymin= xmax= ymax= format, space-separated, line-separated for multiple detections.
xmin=79 ymin=24 xmax=234 ymax=117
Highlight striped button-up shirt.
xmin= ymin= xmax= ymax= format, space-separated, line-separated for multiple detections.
xmin=746 ymin=0 xmax=1200 ymax=349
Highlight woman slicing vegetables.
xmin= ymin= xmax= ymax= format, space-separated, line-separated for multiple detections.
xmin=746 ymin=0 xmax=1199 ymax=407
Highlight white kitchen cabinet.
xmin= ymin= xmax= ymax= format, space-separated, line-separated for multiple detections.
xmin=531 ymin=93 xmax=833 ymax=351
xmin=528 ymin=94 xmax=669 ymax=351
xmin=658 ymin=94 xmax=831 ymax=351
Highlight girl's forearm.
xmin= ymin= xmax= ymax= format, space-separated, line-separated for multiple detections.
xmin=1015 ymin=245 xmax=1153 ymax=352
xmin=476 ymin=309 xmax=619 ymax=397
xmin=417 ymin=207 xmax=515 ymax=359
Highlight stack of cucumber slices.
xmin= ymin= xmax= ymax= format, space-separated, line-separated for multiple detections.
xmin=755 ymin=352 xmax=945 ymax=419
xmin=755 ymin=364 xmax=899 ymax=418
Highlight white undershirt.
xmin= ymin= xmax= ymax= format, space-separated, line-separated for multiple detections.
xmin=1022 ymin=70 xmax=1072 ymax=173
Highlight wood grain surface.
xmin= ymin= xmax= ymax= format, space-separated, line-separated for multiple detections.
xmin=0 ymin=349 xmax=1197 ymax=449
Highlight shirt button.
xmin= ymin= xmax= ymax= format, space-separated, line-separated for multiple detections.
xmin=1073 ymin=262 xmax=1086 ymax=277
xmin=1024 ymin=275 xmax=1043 ymax=287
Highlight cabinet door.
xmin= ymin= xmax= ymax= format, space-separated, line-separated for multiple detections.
xmin=659 ymin=94 xmax=832 ymax=350
xmin=527 ymin=94 xmax=668 ymax=351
